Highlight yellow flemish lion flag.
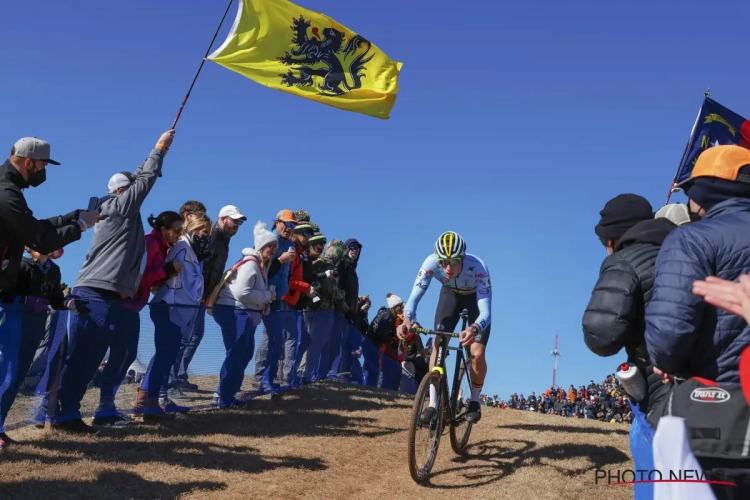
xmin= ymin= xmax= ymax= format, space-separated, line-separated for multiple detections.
xmin=207 ymin=0 xmax=403 ymax=119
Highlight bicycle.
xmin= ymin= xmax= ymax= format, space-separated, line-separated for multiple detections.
xmin=406 ymin=308 xmax=475 ymax=483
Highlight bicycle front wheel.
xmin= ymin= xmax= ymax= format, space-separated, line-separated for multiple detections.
xmin=407 ymin=370 xmax=444 ymax=483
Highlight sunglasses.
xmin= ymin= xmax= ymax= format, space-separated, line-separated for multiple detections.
xmin=300 ymin=231 xmax=314 ymax=238
xmin=437 ymin=258 xmax=462 ymax=267
xmin=281 ymin=221 xmax=297 ymax=229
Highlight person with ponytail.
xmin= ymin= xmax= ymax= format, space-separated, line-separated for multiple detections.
xmin=136 ymin=214 xmax=212 ymax=420
xmin=94 ymin=211 xmax=184 ymax=426
xmin=211 ymin=221 xmax=277 ymax=408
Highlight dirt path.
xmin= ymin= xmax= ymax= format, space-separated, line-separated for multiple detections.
xmin=0 ymin=381 xmax=633 ymax=499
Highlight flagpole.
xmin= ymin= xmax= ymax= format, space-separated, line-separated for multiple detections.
xmin=170 ymin=0 xmax=236 ymax=130
xmin=664 ymin=88 xmax=710 ymax=205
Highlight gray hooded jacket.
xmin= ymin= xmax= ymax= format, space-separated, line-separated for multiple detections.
xmin=73 ymin=148 xmax=164 ymax=298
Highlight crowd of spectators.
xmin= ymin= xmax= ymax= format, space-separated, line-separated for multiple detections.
xmin=0 ymin=130 xmax=429 ymax=448
xmin=479 ymin=374 xmax=633 ymax=424
xmin=578 ymin=145 xmax=750 ymax=498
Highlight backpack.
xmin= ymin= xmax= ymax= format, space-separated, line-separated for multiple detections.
xmin=206 ymin=256 xmax=259 ymax=316
xmin=653 ymin=377 xmax=750 ymax=460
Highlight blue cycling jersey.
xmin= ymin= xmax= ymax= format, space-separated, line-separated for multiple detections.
xmin=403 ymin=253 xmax=492 ymax=331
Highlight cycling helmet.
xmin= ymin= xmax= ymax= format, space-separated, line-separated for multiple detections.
xmin=434 ymin=231 xmax=466 ymax=260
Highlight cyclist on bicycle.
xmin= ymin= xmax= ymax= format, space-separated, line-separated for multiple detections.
xmin=398 ymin=231 xmax=491 ymax=424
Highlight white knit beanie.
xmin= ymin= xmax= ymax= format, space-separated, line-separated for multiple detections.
xmin=655 ymin=203 xmax=691 ymax=226
xmin=386 ymin=292 xmax=404 ymax=309
xmin=254 ymin=221 xmax=278 ymax=250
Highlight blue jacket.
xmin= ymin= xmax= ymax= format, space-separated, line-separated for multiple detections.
xmin=645 ymin=198 xmax=750 ymax=384
xmin=267 ymin=228 xmax=295 ymax=299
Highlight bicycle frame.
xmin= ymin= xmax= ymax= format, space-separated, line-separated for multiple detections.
xmin=411 ymin=309 xmax=474 ymax=424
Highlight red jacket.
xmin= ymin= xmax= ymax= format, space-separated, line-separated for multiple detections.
xmin=283 ymin=243 xmax=311 ymax=308
xmin=125 ymin=228 xmax=171 ymax=312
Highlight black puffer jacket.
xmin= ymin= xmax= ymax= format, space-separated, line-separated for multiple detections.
xmin=582 ymin=217 xmax=678 ymax=366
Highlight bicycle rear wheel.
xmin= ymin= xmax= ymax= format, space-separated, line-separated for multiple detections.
xmin=449 ymin=356 xmax=473 ymax=454
xmin=407 ymin=370 xmax=444 ymax=483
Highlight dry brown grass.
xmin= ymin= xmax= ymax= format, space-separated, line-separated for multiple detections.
xmin=0 ymin=380 xmax=634 ymax=499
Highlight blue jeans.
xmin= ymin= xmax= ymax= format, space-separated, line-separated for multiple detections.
xmin=0 ymin=304 xmax=23 ymax=433
xmin=301 ymin=310 xmax=334 ymax=381
xmin=326 ymin=315 xmax=349 ymax=378
xmin=279 ymin=310 xmax=302 ymax=386
xmin=254 ymin=300 xmax=292 ymax=389
xmin=169 ymin=306 xmax=206 ymax=387
xmin=214 ymin=306 xmax=261 ymax=404
xmin=0 ymin=306 xmax=47 ymax=428
xmin=96 ymin=305 xmax=140 ymax=416
xmin=141 ymin=304 xmax=182 ymax=398
xmin=380 ymin=352 xmax=402 ymax=391
xmin=362 ymin=338 xmax=381 ymax=387
xmin=54 ymin=287 xmax=122 ymax=422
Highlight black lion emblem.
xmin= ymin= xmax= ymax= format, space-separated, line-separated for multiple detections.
xmin=277 ymin=16 xmax=374 ymax=96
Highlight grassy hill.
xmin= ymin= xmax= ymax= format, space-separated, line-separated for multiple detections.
xmin=0 ymin=380 xmax=634 ymax=499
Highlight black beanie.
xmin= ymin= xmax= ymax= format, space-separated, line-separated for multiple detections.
xmin=594 ymin=194 xmax=654 ymax=241
xmin=684 ymin=166 xmax=750 ymax=210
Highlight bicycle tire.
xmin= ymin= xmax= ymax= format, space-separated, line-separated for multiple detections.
xmin=449 ymin=358 xmax=473 ymax=454
xmin=407 ymin=370 xmax=444 ymax=483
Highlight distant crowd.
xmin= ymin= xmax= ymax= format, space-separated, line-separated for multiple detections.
xmin=479 ymin=374 xmax=633 ymax=424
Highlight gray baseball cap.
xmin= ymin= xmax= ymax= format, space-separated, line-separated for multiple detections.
xmin=12 ymin=137 xmax=60 ymax=165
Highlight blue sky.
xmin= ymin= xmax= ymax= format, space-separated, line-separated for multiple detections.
xmin=4 ymin=0 xmax=750 ymax=399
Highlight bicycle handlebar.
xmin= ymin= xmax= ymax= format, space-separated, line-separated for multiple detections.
xmin=408 ymin=327 xmax=475 ymax=361
xmin=410 ymin=327 xmax=465 ymax=339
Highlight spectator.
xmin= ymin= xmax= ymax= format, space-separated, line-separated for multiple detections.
xmin=0 ymin=137 xmax=97 ymax=292
xmin=109 ymin=210 xmax=184 ymax=424
xmin=0 ymin=137 xmax=99 ymax=448
xmin=645 ymin=145 xmax=750 ymax=498
xmin=0 ymin=247 xmax=66 ymax=445
xmin=212 ymin=221 xmax=277 ymax=408
xmin=294 ymin=222 xmax=321 ymax=380
xmin=367 ymin=293 xmax=407 ymax=391
xmin=254 ymin=210 xmax=297 ymax=390
xmin=346 ymin=295 xmax=371 ymax=383
xmin=169 ymin=204 xmax=246 ymax=397
xmin=341 ymin=239 xmax=363 ymax=325
xmin=582 ymin=193 xmax=678 ymax=418
xmin=301 ymin=230 xmax=347 ymax=382
xmin=323 ymin=240 xmax=350 ymax=378
xmin=279 ymin=220 xmax=314 ymax=387
xmin=179 ymin=201 xmax=207 ymax=225
xmin=137 ymin=214 xmax=212 ymax=421
xmin=47 ymin=129 xmax=175 ymax=434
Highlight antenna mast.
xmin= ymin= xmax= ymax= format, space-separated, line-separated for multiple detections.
xmin=551 ymin=332 xmax=562 ymax=389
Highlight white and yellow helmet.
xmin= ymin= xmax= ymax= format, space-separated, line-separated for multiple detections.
xmin=434 ymin=231 xmax=466 ymax=260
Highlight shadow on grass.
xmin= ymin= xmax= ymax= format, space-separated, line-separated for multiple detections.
xmin=1 ymin=469 xmax=226 ymax=500
xmin=8 ymin=436 xmax=328 ymax=474
xmin=422 ymin=438 xmax=630 ymax=489
xmin=497 ymin=423 xmax=630 ymax=436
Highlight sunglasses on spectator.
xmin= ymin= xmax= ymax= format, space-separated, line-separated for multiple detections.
xmin=299 ymin=231 xmax=314 ymax=238
xmin=437 ymin=258 xmax=462 ymax=267
xmin=280 ymin=221 xmax=297 ymax=229
xmin=228 ymin=218 xmax=244 ymax=226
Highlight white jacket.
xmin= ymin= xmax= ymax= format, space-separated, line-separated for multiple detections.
xmin=153 ymin=236 xmax=204 ymax=337
xmin=216 ymin=248 xmax=272 ymax=312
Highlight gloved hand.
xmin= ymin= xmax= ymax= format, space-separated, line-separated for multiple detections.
xmin=65 ymin=295 xmax=91 ymax=316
